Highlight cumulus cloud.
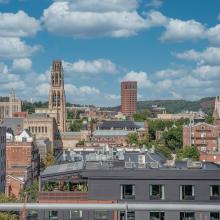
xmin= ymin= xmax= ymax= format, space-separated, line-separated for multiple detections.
xmin=0 ymin=11 xmax=40 ymax=37
xmin=146 ymin=0 xmax=163 ymax=8
xmin=121 ymin=71 xmax=152 ymax=88
xmin=0 ymin=37 xmax=41 ymax=59
xmin=160 ymin=19 xmax=206 ymax=42
xmin=42 ymin=0 xmax=148 ymax=38
xmin=56 ymin=0 xmax=139 ymax=12
xmin=12 ymin=58 xmax=32 ymax=72
xmin=193 ymin=65 xmax=220 ymax=79
xmin=63 ymin=59 xmax=119 ymax=76
xmin=0 ymin=62 xmax=25 ymax=92
xmin=104 ymin=93 xmax=120 ymax=100
xmin=174 ymin=47 xmax=220 ymax=65
xmin=156 ymin=68 xmax=186 ymax=79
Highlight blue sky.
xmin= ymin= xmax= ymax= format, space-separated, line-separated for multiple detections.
xmin=0 ymin=0 xmax=220 ymax=106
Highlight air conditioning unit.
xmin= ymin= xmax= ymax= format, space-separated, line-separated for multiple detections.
xmin=125 ymin=161 xmax=133 ymax=168
xmin=164 ymin=160 xmax=175 ymax=168
xmin=138 ymin=154 xmax=145 ymax=165
xmin=187 ymin=161 xmax=202 ymax=169
xmin=138 ymin=163 xmax=146 ymax=169
xmin=150 ymin=161 xmax=159 ymax=168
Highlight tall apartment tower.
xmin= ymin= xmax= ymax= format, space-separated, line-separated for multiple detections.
xmin=48 ymin=60 xmax=66 ymax=132
xmin=121 ymin=81 xmax=137 ymax=117
xmin=213 ymin=96 xmax=220 ymax=125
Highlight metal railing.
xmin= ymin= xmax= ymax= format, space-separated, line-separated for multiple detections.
xmin=0 ymin=203 xmax=220 ymax=211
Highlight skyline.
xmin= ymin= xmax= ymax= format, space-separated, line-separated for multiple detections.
xmin=0 ymin=0 xmax=220 ymax=106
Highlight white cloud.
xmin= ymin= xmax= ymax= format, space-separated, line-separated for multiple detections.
xmin=104 ymin=93 xmax=120 ymax=100
xmin=175 ymin=47 xmax=220 ymax=65
xmin=193 ymin=65 xmax=220 ymax=79
xmin=206 ymin=24 xmax=220 ymax=45
xmin=145 ymin=11 xmax=168 ymax=27
xmin=0 ymin=37 xmax=41 ymax=59
xmin=36 ymin=83 xmax=50 ymax=96
xmin=156 ymin=68 xmax=185 ymax=79
xmin=79 ymin=86 xmax=100 ymax=95
xmin=56 ymin=0 xmax=138 ymax=12
xmin=146 ymin=0 xmax=163 ymax=8
xmin=42 ymin=1 xmax=148 ymax=38
xmin=160 ymin=18 xmax=206 ymax=42
xmin=63 ymin=59 xmax=119 ymax=76
xmin=0 ymin=11 xmax=40 ymax=37
xmin=121 ymin=71 xmax=152 ymax=88
xmin=0 ymin=62 xmax=25 ymax=92
xmin=12 ymin=58 xmax=32 ymax=72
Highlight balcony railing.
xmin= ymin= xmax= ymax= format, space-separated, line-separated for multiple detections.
xmin=182 ymin=195 xmax=195 ymax=200
xmin=210 ymin=195 xmax=220 ymax=200
xmin=39 ymin=191 xmax=88 ymax=201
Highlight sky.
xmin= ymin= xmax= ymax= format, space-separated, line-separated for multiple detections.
xmin=0 ymin=0 xmax=220 ymax=106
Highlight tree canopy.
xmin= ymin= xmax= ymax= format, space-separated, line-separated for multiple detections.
xmin=176 ymin=145 xmax=200 ymax=161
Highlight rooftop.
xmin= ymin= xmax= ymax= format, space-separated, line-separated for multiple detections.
xmin=99 ymin=120 xmax=145 ymax=130
xmin=41 ymin=148 xmax=220 ymax=180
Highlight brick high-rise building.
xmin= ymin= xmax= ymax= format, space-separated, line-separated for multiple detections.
xmin=121 ymin=81 xmax=137 ymax=117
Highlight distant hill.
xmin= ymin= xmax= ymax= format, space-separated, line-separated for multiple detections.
xmin=137 ymin=97 xmax=215 ymax=114
xmin=102 ymin=97 xmax=216 ymax=114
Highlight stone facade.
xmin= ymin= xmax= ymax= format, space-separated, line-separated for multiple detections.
xmin=0 ymin=90 xmax=21 ymax=121
xmin=48 ymin=60 xmax=66 ymax=132
xmin=23 ymin=113 xmax=58 ymax=152
xmin=213 ymin=96 xmax=220 ymax=125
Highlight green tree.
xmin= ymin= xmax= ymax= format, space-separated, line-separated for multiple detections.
xmin=77 ymin=139 xmax=85 ymax=146
xmin=162 ymin=126 xmax=183 ymax=151
xmin=176 ymin=146 xmax=199 ymax=161
xmin=126 ymin=133 xmax=139 ymax=145
xmin=0 ymin=193 xmax=18 ymax=220
xmin=20 ymin=180 xmax=39 ymax=202
xmin=70 ymin=120 xmax=82 ymax=132
xmin=0 ymin=212 xmax=17 ymax=220
xmin=205 ymin=112 xmax=214 ymax=124
xmin=155 ymin=145 xmax=173 ymax=160
xmin=133 ymin=110 xmax=150 ymax=122
xmin=43 ymin=151 xmax=55 ymax=168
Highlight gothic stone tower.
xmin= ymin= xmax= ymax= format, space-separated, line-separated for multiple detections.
xmin=213 ymin=96 xmax=220 ymax=125
xmin=48 ymin=60 xmax=66 ymax=132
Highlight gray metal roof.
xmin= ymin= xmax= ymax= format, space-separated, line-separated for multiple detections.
xmin=1 ymin=117 xmax=23 ymax=133
xmin=93 ymin=130 xmax=135 ymax=136
xmin=99 ymin=120 xmax=143 ymax=130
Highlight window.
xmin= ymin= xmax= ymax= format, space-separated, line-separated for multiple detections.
xmin=150 ymin=185 xmax=165 ymax=200
xmin=94 ymin=210 xmax=108 ymax=220
xmin=180 ymin=212 xmax=195 ymax=220
xmin=210 ymin=212 xmax=220 ymax=220
xmin=48 ymin=210 xmax=58 ymax=219
xmin=22 ymin=137 xmax=27 ymax=142
xmin=180 ymin=185 xmax=195 ymax=200
xmin=70 ymin=210 xmax=82 ymax=219
xmin=210 ymin=185 xmax=220 ymax=200
xmin=150 ymin=212 xmax=165 ymax=220
xmin=119 ymin=211 xmax=135 ymax=220
xmin=121 ymin=184 xmax=135 ymax=200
